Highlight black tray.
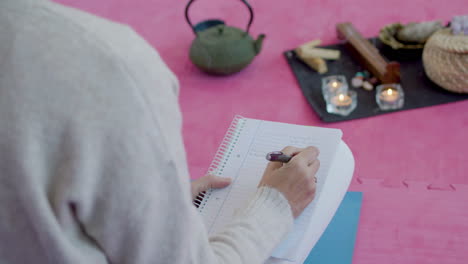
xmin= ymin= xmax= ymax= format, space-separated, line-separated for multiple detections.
xmin=284 ymin=38 xmax=468 ymax=122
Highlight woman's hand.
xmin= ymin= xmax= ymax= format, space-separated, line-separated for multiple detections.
xmin=191 ymin=174 xmax=232 ymax=201
xmin=259 ymin=146 xmax=320 ymax=218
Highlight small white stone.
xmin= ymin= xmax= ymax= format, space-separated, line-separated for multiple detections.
xmin=452 ymin=20 xmax=462 ymax=35
xmin=352 ymin=77 xmax=363 ymax=87
xmin=362 ymin=81 xmax=374 ymax=91
xmin=463 ymin=16 xmax=468 ymax=35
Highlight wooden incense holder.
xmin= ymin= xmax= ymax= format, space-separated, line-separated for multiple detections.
xmin=336 ymin=23 xmax=400 ymax=84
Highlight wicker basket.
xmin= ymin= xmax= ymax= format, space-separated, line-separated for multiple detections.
xmin=422 ymin=28 xmax=468 ymax=93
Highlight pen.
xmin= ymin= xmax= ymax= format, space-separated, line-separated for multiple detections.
xmin=266 ymin=151 xmax=318 ymax=183
xmin=266 ymin=151 xmax=292 ymax=163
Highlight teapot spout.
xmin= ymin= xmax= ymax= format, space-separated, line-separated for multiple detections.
xmin=254 ymin=34 xmax=266 ymax=55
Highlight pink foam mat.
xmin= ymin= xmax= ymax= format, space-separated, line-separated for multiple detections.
xmin=56 ymin=0 xmax=468 ymax=262
xmin=349 ymin=181 xmax=468 ymax=264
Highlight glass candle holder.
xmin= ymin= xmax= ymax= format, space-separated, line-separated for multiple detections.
xmin=376 ymin=84 xmax=404 ymax=110
xmin=326 ymin=90 xmax=357 ymax=116
xmin=321 ymin=75 xmax=348 ymax=102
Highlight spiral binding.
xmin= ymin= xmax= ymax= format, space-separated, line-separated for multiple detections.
xmin=193 ymin=115 xmax=246 ymax=212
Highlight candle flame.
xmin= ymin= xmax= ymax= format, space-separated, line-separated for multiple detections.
xmin=338 ymin=94 xmax=345 ymax=101
xmin=332 ymin=81 xmax=338 ymax=88
xmin=387 ymin=89 xmax=393 ymax=95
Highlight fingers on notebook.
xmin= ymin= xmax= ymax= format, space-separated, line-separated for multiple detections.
xmin=281 ymin=146 xmax=303 ymax=156
xmin=309 ymin=159 xmax=320 ymax=179
xmin=266 ymin=146 xmax=303 ymax=171
xmin=290 ymin=146 xmax=319 ymax=167
xmin=294 ymin=159 xmax=319 ymax=183
xmin=266 ymin=146 xmax=319 ymax=172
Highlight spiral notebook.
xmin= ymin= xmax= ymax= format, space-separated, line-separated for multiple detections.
xmin=195 ymin=116 xmax=347 ymax=262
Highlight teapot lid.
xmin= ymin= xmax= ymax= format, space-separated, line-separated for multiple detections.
xmin=193 ymin=19 xmax=225 ymax=33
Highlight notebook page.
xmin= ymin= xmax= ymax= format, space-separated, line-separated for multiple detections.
xmin=200 ymin=117 xmax=342 ymax=261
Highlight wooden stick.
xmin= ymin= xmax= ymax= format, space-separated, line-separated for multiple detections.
xmin=298 ymin=39 xmax=322 ymax=50
xmin=297 ymin=48 xmax=340 ymax=60
xmin=336 ymin=23 xmax=400 ymax=84
xmin=302 ymin=57 xmax=328 ymax=74
xmin=295 ymin=40 xmax=319 ymax=58
xmin=295 ymin=49 xmax=328 ymax=73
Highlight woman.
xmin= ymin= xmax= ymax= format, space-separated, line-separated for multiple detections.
xmin=0 ymin=0 xmax=319 ymax=263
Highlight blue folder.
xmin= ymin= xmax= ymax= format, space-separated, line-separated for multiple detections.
xmin=304 ymin=191 xmax=363 ymax=264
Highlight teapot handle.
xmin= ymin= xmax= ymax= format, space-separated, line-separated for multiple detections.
xmin=185 ymin=0 xmax=254 ymax=35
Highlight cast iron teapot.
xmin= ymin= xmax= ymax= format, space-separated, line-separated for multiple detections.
xmin=185 ymin=0 xmax=265 ymax=75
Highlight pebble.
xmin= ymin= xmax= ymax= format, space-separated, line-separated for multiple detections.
xmin=452 ymin=17 xmax=462 ymax=34
xmin=362 ymin=81 xmax=374 ymax=91
xmin=352 ymin=77 xmax=364 ymax=87
xmin=451 ymin=15 xmax=468 ymax=35
xmin=464 ymin=16 xmax=468 ymax=35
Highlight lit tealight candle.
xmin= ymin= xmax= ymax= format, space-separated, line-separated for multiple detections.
xmin=331 ymin=93 xmax=352 ymax=107
xmin=375 ymin=84 xmax=404 ymax=110
xmin=329 ymin=80 xmax=343 ymax=92
xmin=326 ymin=90 xmax=357 ymax=116
xmin=322 ymin=75 xmax=348 ymax=102
xmin=379 ymin=87 xmax=399 ymax=103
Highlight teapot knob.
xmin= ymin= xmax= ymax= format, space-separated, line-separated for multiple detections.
xmin=217 ymin=26 xmax=224 ymax=35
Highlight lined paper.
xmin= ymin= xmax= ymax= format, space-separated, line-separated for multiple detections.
xmin=200 ymin=117 xmax=342 ymax=261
